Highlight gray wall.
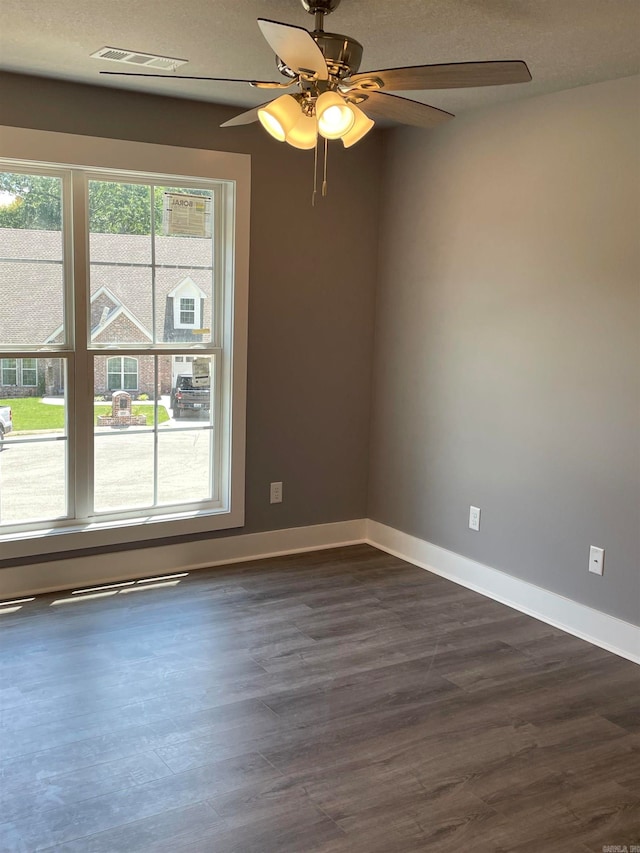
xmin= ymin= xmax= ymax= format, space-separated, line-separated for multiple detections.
xmin=369 ymin=75 xmax=640 ymax=625
xmin=0 ymin=72 xmax=382 ymax=540
xmin=2 ymin=72 xmax=638 ymax=627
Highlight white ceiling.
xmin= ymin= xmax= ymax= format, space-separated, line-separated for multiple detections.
xmin=1 ymin=0 xmax=639 ymax=119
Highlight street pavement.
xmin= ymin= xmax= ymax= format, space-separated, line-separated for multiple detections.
xmin=0 ymin=407 xmax=214 ymax=525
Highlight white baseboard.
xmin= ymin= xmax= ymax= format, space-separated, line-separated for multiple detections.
xmin=0 ymin=519 xmax=368 ymax=599
xmin=366 ymin=520 xmax=639 ymax=665
xmin=3 ymin=516 xmax=637 ymax=665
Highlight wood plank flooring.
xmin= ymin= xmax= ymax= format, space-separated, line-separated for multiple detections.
xmin=0 ymin=544 xmax=638 ymax=852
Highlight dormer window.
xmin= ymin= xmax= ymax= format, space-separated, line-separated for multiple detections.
xmin=171 ymin=277 xmax=205 ymax=330
xmin=180 ymin=297 xmax=196 ymax=326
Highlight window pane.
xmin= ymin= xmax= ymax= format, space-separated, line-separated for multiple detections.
xmin=89 ymin=181 xmax=152 ymax=247
xmin=93 ymin=354 xmax=213 ymax=512
xmin=157 ymin=429 xmax=212 ymax=505
xmin=88 ymin=183 xmax=214 ymax=347
xmin=0 ymin=173 xmax=62 ymax=233
xmin=169 ymin=355 xmax=213 ymax=423
xmin=157 ymin=187 xmax=213 ymax=264
xmin=0 ymin=442 xmax=67 ymax=524
xmin=0 ymin=365 xmax=68 ymax=526
xmin=0 ymin=172 xmax=64 ymax=345
xmin=89 ymin=180 xmax=153 ymax=346
xmin=94 ymin=433 xmax=154 ymax=512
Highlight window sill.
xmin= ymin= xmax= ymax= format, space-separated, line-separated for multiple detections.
xmin=0 ymin=505 xmax=245 ymax=566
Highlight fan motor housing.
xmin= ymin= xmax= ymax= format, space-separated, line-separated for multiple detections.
xmin=313 ymin=31 xmax=363 ymax=78
xmin=277 ymin=30 xmax=363 ymax=80
xmin=301 ymin=0 xmax=341 ymax=14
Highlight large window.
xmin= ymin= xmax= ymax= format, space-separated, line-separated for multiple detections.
xmin=0 ymin=129 xmax=249 ymax=560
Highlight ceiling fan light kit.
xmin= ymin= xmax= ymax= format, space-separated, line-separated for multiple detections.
xmin=98 ymin=0 xmax=531 ymax=200
xmin=257 ymin=93 xmax=302 ymax=142
xmin=316 ymin=91 xmax=356 ymax=139
xmin=341 ymin=106 xmax=375 ymax=148
xmin=284 ymin=111 xmax=319 ymax=150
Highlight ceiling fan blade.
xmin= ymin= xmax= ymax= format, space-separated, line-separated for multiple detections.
xmin=99 ymin=71 xmax=285 ymax=85
xmin=220 ymin=103 xmax=269 ymax=128
xmin=358 ymin=91 xmax=454 ymax=128
xmin=257 ymin=18 xmax=328 ymax=80
xmin=349 ymin=60 xmax=532 ymax=91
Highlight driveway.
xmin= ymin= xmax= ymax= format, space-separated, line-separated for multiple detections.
xmin=0 ymin=419 xmax=214 ymax=525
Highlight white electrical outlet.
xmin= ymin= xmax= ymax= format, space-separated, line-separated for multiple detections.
xmin=589 ymin=546 xmax=604 ymax=575
xmin=270 ymin=482 xmax=283 ymax=504
xmin=469 ymin=506 xmax=481 ymax=532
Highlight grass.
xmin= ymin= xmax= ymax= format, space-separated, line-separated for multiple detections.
xmin=0 ymin=398 xmax=170 ymax=431
xmin=0 ymin=397 xmax=64 ymax=430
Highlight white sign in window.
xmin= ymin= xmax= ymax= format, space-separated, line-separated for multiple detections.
xmin=163 ymin=193 xmax=212 ymax=238
xmin=192 ymin=357 xmax=210 ymax=388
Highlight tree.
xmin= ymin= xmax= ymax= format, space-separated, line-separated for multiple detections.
xmin=0 ymin=173 xmax=62 ymax=230
xmin=88 ymin=181 xmax=156 ymax=235
xmin=1 ymin=172 xmax=210 ymax=235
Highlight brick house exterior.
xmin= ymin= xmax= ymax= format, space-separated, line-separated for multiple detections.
xmin=1 ymin=229 xmax=212 ymax=400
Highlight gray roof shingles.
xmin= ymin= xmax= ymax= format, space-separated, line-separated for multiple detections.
xmin=1 ymin=230 xmax=213 ymax=346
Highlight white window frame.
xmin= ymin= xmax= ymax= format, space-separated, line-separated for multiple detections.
xmin=1 ymin=358 xmax=18 ymax=386
xmin=107 ymin=356 xmax=138 ymax=392
xmin=0 ymin=357 xmax=37 ymax=387
xmin=0 ymin=126 xmax=250 ymax=564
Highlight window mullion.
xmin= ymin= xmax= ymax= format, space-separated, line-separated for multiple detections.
xmin=70 ymin=171 xmax=92 ymax=520
xmin=151 ymin=184 xmax=157 ymax=344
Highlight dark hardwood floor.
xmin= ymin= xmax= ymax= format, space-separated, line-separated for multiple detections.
xmin=0 ymin=544 xmax=638 ymax=852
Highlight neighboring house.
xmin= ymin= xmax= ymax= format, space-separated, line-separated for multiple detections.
xmin=0 ymin=229 xmax=212 ymax=399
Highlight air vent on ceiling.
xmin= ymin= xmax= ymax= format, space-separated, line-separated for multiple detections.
xmin=90 ymin=47 xmax=188 ymax=70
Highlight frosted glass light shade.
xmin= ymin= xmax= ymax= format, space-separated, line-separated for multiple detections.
xmin=285 ymin=113 xmax=318 ymax=149
xmin=258 ymin=95 xmax=302 ymax=142
xmin=341 ymin=105 xmax=375 ymax=148
xmin=316 ymin=91 xmax=356 ymax=140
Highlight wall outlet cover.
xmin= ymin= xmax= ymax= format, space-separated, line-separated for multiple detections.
xmin=589 ymin=545 xmax=605 ymax=575
xmin=469 ymin=506 xmax=481 ymax=532
xmin=270 ymin=482 xmax=283 ymax=504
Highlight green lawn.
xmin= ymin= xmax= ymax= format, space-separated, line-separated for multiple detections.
xmin=0 ymin=398 xmax=169 ymax=431
xmin=0 ymin=397 xmax=64 ymax=430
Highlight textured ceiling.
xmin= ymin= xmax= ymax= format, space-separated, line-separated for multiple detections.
xmin=1 ymin=0 xmax=639 ymax=119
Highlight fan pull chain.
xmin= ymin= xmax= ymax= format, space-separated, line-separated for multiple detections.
xmin=322 ymin=137 xmax=328 ymax=197
xmin=312 ymin=136 xmax=319 ymax=207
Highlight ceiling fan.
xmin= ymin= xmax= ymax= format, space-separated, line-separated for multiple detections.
xmin=100 ymin=0 xmax=531 ymax=141
xmin=100 ymin=0 xmax=530 ymax=197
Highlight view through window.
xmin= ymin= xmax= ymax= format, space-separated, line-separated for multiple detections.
xmin=0 ymin=165 xmax=231 ymax=531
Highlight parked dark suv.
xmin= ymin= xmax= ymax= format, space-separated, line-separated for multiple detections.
xmin=170 ymin=374 xmax=210 ymax=419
